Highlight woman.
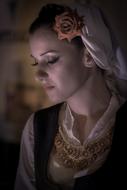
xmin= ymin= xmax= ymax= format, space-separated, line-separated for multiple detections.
xmin=15 ymin=2 xmax=127 ymax=190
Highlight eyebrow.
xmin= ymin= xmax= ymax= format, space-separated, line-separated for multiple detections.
xmin=30 ymin=50 xmax=59 ymax=58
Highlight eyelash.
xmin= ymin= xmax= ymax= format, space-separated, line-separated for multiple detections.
xmin=48 ymin=57 xmax=59 ymax=64
xmin=31 ymin=57 xmax=59 ymax=66
xmin=31 ymin=61 xmax=38 ymax=66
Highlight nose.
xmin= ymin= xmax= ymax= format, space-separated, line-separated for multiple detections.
xmin=35 ymin=69 xmax=49 ymax=82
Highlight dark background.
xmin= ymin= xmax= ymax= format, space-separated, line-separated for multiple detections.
xmin=0 ymin=0 xmax=127 ymax=189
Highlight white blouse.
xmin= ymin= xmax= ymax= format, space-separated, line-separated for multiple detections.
xmin=48 ymin=95 xmax=120 ymax=187
xmin=15 ymin=94 xmax=120 ymax=190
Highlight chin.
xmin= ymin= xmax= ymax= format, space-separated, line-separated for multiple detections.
xmin=48 ymin=95 xmax=65 ymax=104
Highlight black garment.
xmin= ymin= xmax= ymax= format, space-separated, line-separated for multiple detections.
xmin=34 ymin=101 xmax=127 ymax=190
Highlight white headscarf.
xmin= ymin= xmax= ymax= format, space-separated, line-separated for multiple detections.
xmin=70 ymin=2 xmax=127 ymax=104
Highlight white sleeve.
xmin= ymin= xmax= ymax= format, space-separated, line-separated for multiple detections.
xmin=14 ymin=113 xmax=36 ymax=190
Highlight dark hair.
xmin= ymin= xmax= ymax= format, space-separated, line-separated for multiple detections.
xmin=29 ymin=3 xmax=84 ymax=50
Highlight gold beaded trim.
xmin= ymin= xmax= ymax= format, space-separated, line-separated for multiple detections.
xmin=54 ymin=127 xmax=113 ymax=170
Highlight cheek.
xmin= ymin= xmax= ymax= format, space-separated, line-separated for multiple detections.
xmin=54 ymin=68 xmax=84 ymax=90
xmin=61 ymin=65 xmax=85 ymax=84
xmin=50 ymin=54 xmax=85 ymax=88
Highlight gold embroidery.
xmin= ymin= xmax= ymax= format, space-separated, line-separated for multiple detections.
xmin=54 ymin=127 xmax=113 ymax=170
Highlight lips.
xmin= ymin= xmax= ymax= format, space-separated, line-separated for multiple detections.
xmin=45 ymin=85 xmax=54 ymax=89
xmin=43 ymin=83 xmax=55 ymax=90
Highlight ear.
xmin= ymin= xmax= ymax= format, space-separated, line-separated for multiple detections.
xmin=83 ymin=48 xmax=95 ymax=68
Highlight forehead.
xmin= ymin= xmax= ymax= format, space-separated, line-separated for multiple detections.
xmin=29 ymin=27 xmax=77 ymax=57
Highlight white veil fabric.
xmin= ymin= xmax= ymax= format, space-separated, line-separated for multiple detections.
xmin=70 ymin=2 xmax=127 ymax=104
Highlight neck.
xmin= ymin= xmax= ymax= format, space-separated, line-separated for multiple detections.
xmin=66 ymin=69 xmax=111 ymax=116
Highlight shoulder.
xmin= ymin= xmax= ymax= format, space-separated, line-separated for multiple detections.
xmin=21 ymin=113 xmax=35 ymax=155
xmin=116 ymin=100 xmax=127 ymax=119
xmin=115 ymin=100 xmax=127 ymax=134
xmin=22 ymin=103 xmax=63 ymax=141
xmin=22 ymin=113 xmax=34 ymax=142
xmin=34 ymin=103 xmax=63 ymax=116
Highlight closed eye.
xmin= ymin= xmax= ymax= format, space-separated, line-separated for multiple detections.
xmin=31 ymin=61 xmax=38 ymax=66
xmin=48 ymin=57 xmax=59 ymax=65
xmin=30 ymin=56 xmax=59 ymax=66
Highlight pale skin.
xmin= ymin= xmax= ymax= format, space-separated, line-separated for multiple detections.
xmin=29 ymin=27 xmax=111 ymax=142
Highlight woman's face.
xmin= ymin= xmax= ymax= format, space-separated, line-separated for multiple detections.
xmin=29 ymin=27 xmax=89 ymax=103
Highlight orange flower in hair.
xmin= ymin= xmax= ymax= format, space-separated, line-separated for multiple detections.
xmin=53 ymin=9 xmax=84 ymax=42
